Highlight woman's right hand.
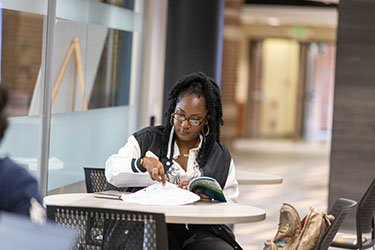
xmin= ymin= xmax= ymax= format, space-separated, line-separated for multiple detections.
xmin=142 ymin=157 xmax=168 ymax=184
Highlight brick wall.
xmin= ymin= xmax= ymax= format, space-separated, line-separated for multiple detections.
xmin=220 ymin=0 xmax=243 ymax=146
xmin=1 ymin=10 xmax=43 ymax=116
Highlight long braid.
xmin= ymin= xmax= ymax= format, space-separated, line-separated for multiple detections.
xmin=161 ymin=72 xmax=224 ymax=168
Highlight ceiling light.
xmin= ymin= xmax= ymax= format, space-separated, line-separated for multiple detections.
xmin=267 ymin=17 xmax=280 ymax=26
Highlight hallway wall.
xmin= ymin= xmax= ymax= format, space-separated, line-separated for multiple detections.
xmin=259 ymin=39 xmax=299 ymax=138
xmin=329 ymin=0 xmax=375 ymax=229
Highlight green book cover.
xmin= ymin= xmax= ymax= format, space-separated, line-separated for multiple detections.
xmin=188 ymin=177 xmax=226 ymax=202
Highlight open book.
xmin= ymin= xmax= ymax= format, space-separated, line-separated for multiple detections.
xmin=121 ymin=182 xmax=200 ymax=205
xmin=188 ymin=176 xmax=226 ymax=202
xmin=100 ymin=177 xmax=227 ymax=205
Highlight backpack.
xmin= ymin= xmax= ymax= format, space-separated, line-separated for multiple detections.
xmin=263 ymin=203 xmax=335 ymax=250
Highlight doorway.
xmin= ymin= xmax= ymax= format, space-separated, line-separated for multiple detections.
xmin=243 ymin=38 xmax=336 ymax=141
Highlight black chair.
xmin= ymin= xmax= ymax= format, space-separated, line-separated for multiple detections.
xmin=47 ymin=205 xmax=169 ymax=250
xmin=83 ymin=167 xmax=127 ymax=193
xmin=317 ymin=198 xmax=357 ymax=250
xmin=331 ymin=178 xmax=375 ymax=250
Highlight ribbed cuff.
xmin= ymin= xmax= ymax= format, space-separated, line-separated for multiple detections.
xmin=131 ymin=158 xmax=147 ymax=173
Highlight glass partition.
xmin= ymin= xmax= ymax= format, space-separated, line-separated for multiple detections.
xmin=47 ymin=106 xmax=135 ymax=191
xmin=0 ymin=0 xmax=144 ymax=193
xmin=0 ymin=6 xmax=45 ymax=182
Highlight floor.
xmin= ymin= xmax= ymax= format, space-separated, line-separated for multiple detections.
xmin=231 ymin=138 xmax=332 ymax=250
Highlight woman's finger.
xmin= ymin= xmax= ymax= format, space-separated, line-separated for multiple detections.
xmin=161 ymin=175 xmax=168 ymax=185
xmin=152 ymin=168 xmax=161 ymax=181
xmin=151 ymin=167 xmax=167 ymax=183
xmin=177 ymin=180 xmax=190 ymax=189
xmin=157 ymin=165 xmax=167 ymax=184
xmin=144 ymin=158 xmax=167 ymax=183
xmin=149 ymin=168 xmax=156 ymax=180
xmin=195 ymin=190 xmax=210 ymax=200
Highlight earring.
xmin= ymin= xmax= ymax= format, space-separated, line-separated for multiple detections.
xmin=170 ymin=115 xmax=174 ymax=126
xmin=203 ymin=124 xmax=210 ymax=137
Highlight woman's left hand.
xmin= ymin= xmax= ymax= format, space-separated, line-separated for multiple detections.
xmin=177 ymin=180 xmax=210 ymax=200
xmin=195 ymin=191 xmax=210 ymax=200
xmin=177 ymin=180 xmax=191 ymax=190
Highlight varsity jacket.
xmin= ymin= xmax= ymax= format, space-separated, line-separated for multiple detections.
xmin=106 ymin=126 xmax=242 ymax=249
xmin=106 ymin=126 xmax=239 ymax=203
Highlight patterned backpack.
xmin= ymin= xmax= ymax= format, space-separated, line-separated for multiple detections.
xmin=263 ymin=203 xmax=334 ymax=250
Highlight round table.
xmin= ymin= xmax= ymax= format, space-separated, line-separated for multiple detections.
xmin=44 ymin=193 xmax=266 ymax=224
xmin=236 ymin=170 xmax=283 ymax=185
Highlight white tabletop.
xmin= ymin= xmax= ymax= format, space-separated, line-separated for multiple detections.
xmin=44 ymin=193 xmax=266 ymax=224
xmin=236 ymin=170 xmax=283 ymax=185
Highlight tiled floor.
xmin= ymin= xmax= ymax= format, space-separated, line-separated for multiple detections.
xmin=231 ymin=139 xmax=331 ymax=250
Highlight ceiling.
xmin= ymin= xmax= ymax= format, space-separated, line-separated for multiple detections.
xmin=241 ymin=4 xmax=338 ymax=28
xmin=310 ymin=0 xmax=338 ymax=3
xmin=245 ymin=0 xmax=338 ymax=6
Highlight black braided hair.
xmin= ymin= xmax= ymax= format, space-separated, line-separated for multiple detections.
xmin=0 ymin=85 xmax=8 ymax=141
xmin=161 ymin=72 xmax=224 ymax=168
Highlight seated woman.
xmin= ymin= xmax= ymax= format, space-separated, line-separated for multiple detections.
xmin=105 ymin=72 xmax=240 ymax=250
xmin=0 ymin=85 xmax=43 ymax=219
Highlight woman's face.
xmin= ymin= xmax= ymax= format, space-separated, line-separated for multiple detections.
xmin=173 ymin=93 xmax=208 ymax=144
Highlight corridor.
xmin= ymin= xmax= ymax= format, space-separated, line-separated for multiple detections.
xmin=232 ymin=139 xmax=331 ymax=249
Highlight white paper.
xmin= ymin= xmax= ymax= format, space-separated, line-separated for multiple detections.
xmin=121 ymin=182 xmax=200 ymax=205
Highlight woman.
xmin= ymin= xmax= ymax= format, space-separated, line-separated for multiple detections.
xmin=106 ymin=72 xmax=241 ymax=250
xmin=0 ymin=85 xmax=43 ymax=218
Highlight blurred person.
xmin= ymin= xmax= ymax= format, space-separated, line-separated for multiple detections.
xmin=106 ymin=72 xmax=241 ymax=250
xmin=0 ymin=85 xmax=44 ymax=219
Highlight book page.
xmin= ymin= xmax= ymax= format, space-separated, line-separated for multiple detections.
xmin=121 ymin=182 xmax=200 ymax=205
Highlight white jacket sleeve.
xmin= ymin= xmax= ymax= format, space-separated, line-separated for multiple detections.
xmin=222 ymin=159 xmax=239 ymax=204
xmin=105 ymin=135 xmax=155 ymax=187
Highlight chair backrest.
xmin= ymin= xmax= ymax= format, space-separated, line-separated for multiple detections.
xmin=356 ymin=177 xmax=375 ymax=249
xmin=47 ymin=205 xmax=169 ymax=250
xmin=83 ymin=167 xmax=127 ymax=193
xmin=317 ymin=198 xmax=357 ymax=250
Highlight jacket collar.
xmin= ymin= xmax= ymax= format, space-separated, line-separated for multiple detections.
xmin=167 ymin=126 xmax=203 ymax=159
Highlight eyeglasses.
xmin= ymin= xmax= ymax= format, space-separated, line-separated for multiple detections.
xmin=172 ymin=113 xmax=207 ymax=126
